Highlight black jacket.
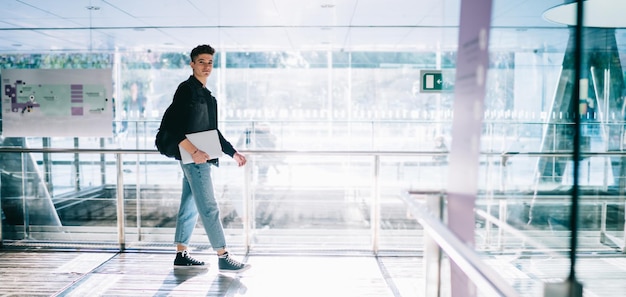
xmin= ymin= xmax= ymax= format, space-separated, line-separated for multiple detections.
xmin=166 ymin=75 xmax=236 ymax=161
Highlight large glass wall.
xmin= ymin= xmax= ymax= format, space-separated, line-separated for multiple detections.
xmin=0 ymin=50 xmax=453 ymax=252
xmin=2 ymin=33 xmax=625 ymax=246
xmin=2 ymin=1 xmax=626 ymax=295
xmin=0 ymin=43 xmax=615 ymax=241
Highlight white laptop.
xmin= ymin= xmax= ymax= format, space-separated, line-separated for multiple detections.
xmin=179 ymin=130 xmax=223 ymax=164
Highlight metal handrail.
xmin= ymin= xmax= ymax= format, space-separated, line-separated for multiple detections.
xmin=501 ymin=151 xmax=626 ymax=157
xmin=403 ymin=193 xmax=522 ymax=297
xmin=2 ymin=146 xmax=626 ymax=156
xmin=475 ymin=208 xmax=564 ymax=258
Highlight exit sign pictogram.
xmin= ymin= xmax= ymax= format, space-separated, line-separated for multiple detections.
xmin=420 ymin=70 xmax=443 ymax=93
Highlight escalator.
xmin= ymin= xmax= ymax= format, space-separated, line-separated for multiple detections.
xmin=0 ymin=137 xmax=61 ymax=228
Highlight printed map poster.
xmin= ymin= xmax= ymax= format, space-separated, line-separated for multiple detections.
xmin=2 ymin=69 xmax=113 ymax=137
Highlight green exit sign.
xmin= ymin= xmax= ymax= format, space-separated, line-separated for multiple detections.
xmin=420 ymin=70 xmax=443 ymax=93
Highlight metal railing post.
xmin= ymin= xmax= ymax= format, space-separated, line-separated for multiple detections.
xmin=372 ymin=155 xmax=381 ymax=254
xmin=100 ymin=138 xmax=106 ymax=186
xmin=600 ymin=202 xmax=608 ymax=243
xmin=21 ymin=153 xmax=30 ymax=239
xmin=135 ymin=152 xmax=142 ymax=242
xmin=116 ymin=153 xmax=126 ymax=251
xmin=244 ymin=156 xmax=253 ymax=253
xmin=73 ymin=138 xmax=81 ymax=191
xmin=0 ymin=170 xmax=3 ymax=248
xmin=424 ymin=192 xmax=443 ymax=297
xmin=497 ymin=200 xmax=507 ymax=251
xmin=623 ymin=201 xmax=626 ymax=252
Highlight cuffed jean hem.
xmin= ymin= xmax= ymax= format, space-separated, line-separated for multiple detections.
xmin=173 ymin=242 xmax=226 ymax=251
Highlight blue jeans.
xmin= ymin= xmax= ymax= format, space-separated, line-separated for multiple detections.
xmin=174 ymin=162 xmax=226 ymax=251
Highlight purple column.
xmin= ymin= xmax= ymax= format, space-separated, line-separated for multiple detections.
xmin=447 ymin=0 xmax=493 ymax=296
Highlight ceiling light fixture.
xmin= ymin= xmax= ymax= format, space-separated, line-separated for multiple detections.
xmin=320 ymin=4 xmax=335 ymax=8
xmin=543 ymin=0 xmax=626 ymax=28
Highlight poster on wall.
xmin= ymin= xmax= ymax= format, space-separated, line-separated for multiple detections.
xmin=2 ymin=68 xmax=113 ymax=137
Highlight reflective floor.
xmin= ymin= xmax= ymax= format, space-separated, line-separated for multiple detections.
xmin=2 ymin=249 xmax=626 ymax=296
xmin=0 ymin=250 xmax=422 ymax=297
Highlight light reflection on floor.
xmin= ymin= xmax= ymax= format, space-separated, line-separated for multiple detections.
xmin=0 ymin=251 xmax=421 ymax=297
xmin=2 ymin=250 xmax=626 ymax=296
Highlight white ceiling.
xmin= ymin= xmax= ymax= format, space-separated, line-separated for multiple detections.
xmin=0 ymin=0 xmax=577 ymax=53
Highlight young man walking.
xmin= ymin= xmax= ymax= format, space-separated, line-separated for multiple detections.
xmin=163 ymin=44 xmax=250 ymax=272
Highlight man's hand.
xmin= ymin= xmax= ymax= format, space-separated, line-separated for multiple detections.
xmin=233 ymin=152 xmax=247 ymax=167
xmin=192 ymin=149 xmax=210 ymax=164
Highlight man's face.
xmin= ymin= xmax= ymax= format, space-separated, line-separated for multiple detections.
xmin=190 ymin=53 xmax=213 ymax=79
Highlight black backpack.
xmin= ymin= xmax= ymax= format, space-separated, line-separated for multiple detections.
xmin=154 ymin=103 xmax=179 ymax=158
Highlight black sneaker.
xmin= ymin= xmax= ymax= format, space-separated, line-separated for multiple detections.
xmin=174 ymin=250 xmax=207 ymax=269
xmin=218 ymin=252 xmax=251 ymax=273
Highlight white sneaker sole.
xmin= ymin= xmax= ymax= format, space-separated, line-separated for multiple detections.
xmin=219 ymin=264 xmax=251 ymax=273
xmin=174 ymin=264 xmax=209 ymax=270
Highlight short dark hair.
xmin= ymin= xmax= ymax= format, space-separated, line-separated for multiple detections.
xmin=190 ymin=44 xmax=215 ymax=62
